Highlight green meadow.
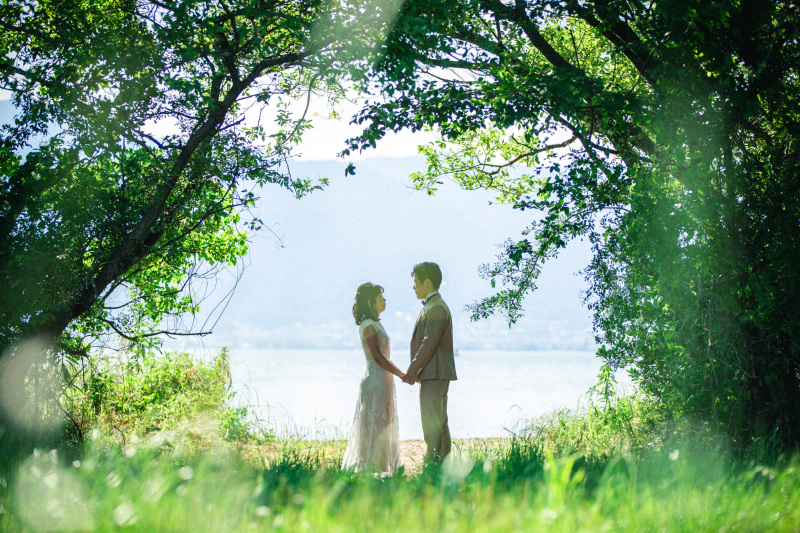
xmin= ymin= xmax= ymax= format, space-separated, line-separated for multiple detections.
xmin=2 ymin=416 xmax=799 ymax=532
xmin=3 ymin=1 xmax=800 ymax=530
xmin=1 ymin=350 xmax=799 ymax=532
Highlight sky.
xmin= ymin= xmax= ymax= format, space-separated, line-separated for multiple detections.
xmin=1 ymin=69 xmax=607 ymax=439
xmin=0 ymin=92 xmax=598 ymax=356
xmin=169 ymin=97 xmax=598 ymax=355
xmin=182 ymin=155 xmax=596 ymax=353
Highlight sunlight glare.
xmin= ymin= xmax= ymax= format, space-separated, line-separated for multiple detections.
xmin=311 ymin=0 xmax=405 ymax=59
xmin=0 ymin=336 xmax=65 ymax=434
xmin=15 ymin=454 xmax=95 ymax=532
xmin=443 ymin=454 xmax=475 ymax=482
xmin=114 ymin=501 xmax=138 ymax=527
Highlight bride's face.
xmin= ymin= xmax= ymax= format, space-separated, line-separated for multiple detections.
xmin=372 ymin=293 xmax=386 ymax=316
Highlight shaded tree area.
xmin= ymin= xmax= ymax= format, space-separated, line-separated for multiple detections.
xmin=346 ymin=0 xmax=800 ymax=450
xmin=0 ymin=0 xmax=398 ymax=443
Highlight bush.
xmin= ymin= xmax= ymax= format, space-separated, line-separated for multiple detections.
xmin=64 ymin=348 xmax=269 ymax=445
xmin=517 ymin=390 xmax=664 ymax=460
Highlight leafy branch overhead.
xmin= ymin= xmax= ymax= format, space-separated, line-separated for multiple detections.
xmin=349 ymin=0 xmax=800 ymax=448
xmin=0 ymin=0 xmax=398 ymax=360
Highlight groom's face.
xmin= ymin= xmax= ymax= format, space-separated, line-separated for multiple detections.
xmin=413 ymin=275 xmax=430 ymax=300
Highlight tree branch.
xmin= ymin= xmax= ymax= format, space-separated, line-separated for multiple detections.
xmin=62 ymin=49 xmax=316 ymax=334
xmin=98 ymin=316 xmax=211 ymax=341
xmin=55 ymin=341 xmax=89 ymax=359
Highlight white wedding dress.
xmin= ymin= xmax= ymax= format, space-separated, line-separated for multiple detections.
xmin=341 ymin=318 xmax=400 ymax=474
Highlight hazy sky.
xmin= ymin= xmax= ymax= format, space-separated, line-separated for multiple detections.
xmin=180 ymin=154 xmax=595 ymax=354
xmin=1 ymin=59 xmax=613 ymax=442
xmin=0 ymin=96 xmax=597 ymax=355
xmin=193 ymin=95 xmax=598 ymax=353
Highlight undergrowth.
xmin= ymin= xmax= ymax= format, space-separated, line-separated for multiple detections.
xmin=1 ymin=424 xmax=798 ymax=532
xmin=62 ymin=348 xmax=272 ymax=447
xmin=1 ymin=354 xmax=799 ymax=531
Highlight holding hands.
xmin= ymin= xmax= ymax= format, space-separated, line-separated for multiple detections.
xmin=401 ymin=372 xmax=418 ymax=385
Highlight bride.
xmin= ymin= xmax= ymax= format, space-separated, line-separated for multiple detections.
xmin=341 ymin=283 xmax=404 ymax=474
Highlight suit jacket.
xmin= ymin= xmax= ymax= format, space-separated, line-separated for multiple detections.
xmin=408 ymin=293 xmax=457 ymax=381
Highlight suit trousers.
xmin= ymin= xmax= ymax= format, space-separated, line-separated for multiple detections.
xmin=419 ymin=379 xmax=451 ymax=460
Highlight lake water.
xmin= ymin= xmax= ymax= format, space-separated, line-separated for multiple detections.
xmin=229 ymin=348 xmax=631 ymax=441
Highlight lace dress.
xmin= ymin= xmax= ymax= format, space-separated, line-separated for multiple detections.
xmin=341 ymin=318 xmax=400 ymax=474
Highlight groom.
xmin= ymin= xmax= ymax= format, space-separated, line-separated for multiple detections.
xmin=402 ymin=262 xmax=457 ymax=461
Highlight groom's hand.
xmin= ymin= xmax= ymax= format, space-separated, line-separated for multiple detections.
xmin=402 ymin=373 xmax=417 ymax=385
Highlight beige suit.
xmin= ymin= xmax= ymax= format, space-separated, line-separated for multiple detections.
xmin=408 ymin=293 xmax=457 ymax=460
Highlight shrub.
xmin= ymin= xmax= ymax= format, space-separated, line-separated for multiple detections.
xmin=517 ymin=390 xmax=664 ymax=460
xmin=64 ymin=348 xmax=269 ymax=444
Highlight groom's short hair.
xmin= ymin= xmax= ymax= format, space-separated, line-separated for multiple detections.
xmin=412 ymin=262 xmax=442 ymax=289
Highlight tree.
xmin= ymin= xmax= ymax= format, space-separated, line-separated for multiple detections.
xmin=346 ymin=0 xmax=800 ymax=448
xmin=0 ymin=0 xmax=401 ymax=438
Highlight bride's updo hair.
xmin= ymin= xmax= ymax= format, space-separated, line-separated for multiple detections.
xmin=353 ymin=283 xmax=384 ymax=325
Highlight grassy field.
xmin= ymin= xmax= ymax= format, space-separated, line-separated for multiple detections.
xmin=1 ymin=353 xmax=798 ymax=531
xmin=2 ymin=412 xmax=799 ymax=531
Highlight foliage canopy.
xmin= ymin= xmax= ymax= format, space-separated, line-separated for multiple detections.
xmin=347 ymin=0 xmax=800 ymax=448
xmin=0 ymin=0 xmax=405 ymax=444
xmin=0 ymin=0 xmax=403 ymax=357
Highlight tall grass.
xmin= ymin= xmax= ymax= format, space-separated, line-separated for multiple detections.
xmin=59 ymin=348 xmax=272 ymax=447
xmin=2 ymin=355 xmax=798 ymax=531
xmin=2 ymin=401 xmax=799 ymax=531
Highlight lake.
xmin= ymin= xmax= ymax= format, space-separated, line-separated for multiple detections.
xmin=229 ymin=348 xmax=632 ymax=441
